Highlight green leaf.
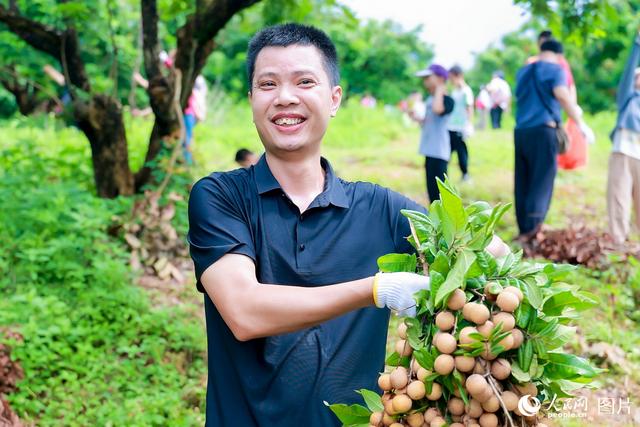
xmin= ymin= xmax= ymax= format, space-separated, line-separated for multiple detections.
xmin=543 ymin=263 xmax=576 ymax=282
xmin=377 ymin=253 xmax=417 ymax=273
xmin=511 ymin=360 xmax=531 ymax=382
xmin=429 ymin=270 xmax=445 ymax=309
xmin=542 ymin=291 xmax=598 ymax=316
xmin=401 ymin=209 xmax=433 ymax=245
xmin=405 ymin=318 xmax=423 ymax=349
xmin=431 ymin=201 xmax=455 ymax=247
xmin=518 ymin=340 xmax=534 ymax=373
xmin=430 ymin=251 xmax=451 ymax=276
xmin=544 ymin=353 xmax=602 ymax=380
xmin=434 ymin=250 xmax=477 ymax=308
xmin=522 ymin=277 xmax=543 ymax=309
xmin=326 ymin=402 xmax=371 ymax=425
xmin=436 ymin=177 xmax=467 ymax=232
xmin=356 ymin=389 xmax=383 ymax=412
xmin=515 ymin=302 xmax=534 ymax=329
xmin=385 ymin=352 xmax=411 ymax=368
xmin=413 ymin=347 xmax=435 ymax=370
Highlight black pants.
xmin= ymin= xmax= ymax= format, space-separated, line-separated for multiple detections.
xmin=514 ymin=126 xmax=558 ymax=235
xmin=490 ymin=107 xmax=503 ymax=129
xmin=425 ymin=157 xmax=448 ymax=203
xmin=449 ymin=131 xmax=469 ymax=175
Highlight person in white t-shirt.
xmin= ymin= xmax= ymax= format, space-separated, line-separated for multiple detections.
xmin=487 ymin=71 xmax=511 ymax=129
xmin=447 ymin=65 xmax=474 ymax=181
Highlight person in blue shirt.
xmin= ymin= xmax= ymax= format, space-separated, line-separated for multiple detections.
xmin=513 ymin=39 xmax=591 ymax=241
xmin=607 ymin=31 xmax=640 ymax=244
xmin=188 ymin=23 xmax=508 ymax=427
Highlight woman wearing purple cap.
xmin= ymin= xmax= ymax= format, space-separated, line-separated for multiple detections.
xmin=410 ymin=64 xmax=455 ymax=203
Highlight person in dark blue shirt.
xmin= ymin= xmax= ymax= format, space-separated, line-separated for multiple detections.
xmin=513 ymin=39 xmax=591 ymax=241
xmin=188 ymin=23 xmax=508 ymax=427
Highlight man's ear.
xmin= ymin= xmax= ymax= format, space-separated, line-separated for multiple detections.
xmin=330 ymin=85 xmax=343 ymax=117
xmin=247 ymin=90 xmax=252 ymax=101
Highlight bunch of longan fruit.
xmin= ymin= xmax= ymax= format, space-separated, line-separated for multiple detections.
xmin=368 ymin=285 xmax=549 ymax=427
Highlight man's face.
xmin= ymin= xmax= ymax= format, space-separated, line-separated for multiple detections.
xmin=450 ymin=74 xmax=462 ymax=86
xmin=249 ymin=45 xmax=342 ymax=156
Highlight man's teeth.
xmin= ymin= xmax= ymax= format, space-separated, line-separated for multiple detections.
xmin=274 ymin=117 xmax=304 ymax=125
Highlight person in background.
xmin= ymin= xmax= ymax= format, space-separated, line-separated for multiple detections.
xmin=487 ymin=70 xmax=511 ymax=129
xmin=234 ymin=148 xmax=259 ymax=168
xmin=607 ymin=30 xmax=640 ymax=244
xmin=447 ymin=65 xmax=474 ymax=181
xmin=475 ymin=85 xmax=491 ymax=131
xmin=409 ymin=64 xmax=455 ymax=203
xmin=513 ymin=39 xmax=593 ymax=241
xmin=528 ymin=30 xmax=577 ymax=102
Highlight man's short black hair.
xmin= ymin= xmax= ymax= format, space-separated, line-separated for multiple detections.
xmin=235 ymin=148 xmax=254 ymax=163
xmin=538 ymin=30 xmax=553 ymax=43
xmin=246 ymin=23 xmax=340 ymax=91
xmin=540 ymin=39 xmax=563 ymax=54
xmin=449 ymin=65 xmax=463 ymax=76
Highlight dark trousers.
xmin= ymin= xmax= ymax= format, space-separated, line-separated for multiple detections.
xmin=514 ymin=126 xmax=558 ymax=235
xmin=425 ymin=157 xmax=448 ymax=203
xmin=490 ymin=107 xmax=503 ymax=129
xmin=449 ymin=131 xmax=469 ymax=175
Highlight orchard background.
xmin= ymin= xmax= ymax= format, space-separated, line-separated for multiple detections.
xmin=1 ymin=0 xmax=640 ymax=426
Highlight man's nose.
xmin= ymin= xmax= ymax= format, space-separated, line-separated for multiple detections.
xmin=274 ymin=84 xmax=300 ymax=106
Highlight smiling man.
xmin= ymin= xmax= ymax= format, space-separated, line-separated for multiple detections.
xmin=187 ymin=23 xmax=506 ymax=427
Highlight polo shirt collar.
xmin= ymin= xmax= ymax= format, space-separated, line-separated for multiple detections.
xmin=253 ymin=154 xmax=350 ymax=208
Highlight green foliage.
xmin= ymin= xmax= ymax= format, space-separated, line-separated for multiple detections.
xmin=0 ymin=121 xmax=206 ymax=426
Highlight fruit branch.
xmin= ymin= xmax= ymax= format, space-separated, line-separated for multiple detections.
xmin=409 ymin=221 xmax=428 ymax=274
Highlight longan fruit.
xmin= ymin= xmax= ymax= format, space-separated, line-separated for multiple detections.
xmin=465 ymin=374 xmax=488 ymax=396
xmin=501 ymin=390 xmax=519 ymax=411
xmin=450 ymin=423 xmax=465 ymax=427
xmin=463 ymin=302 xmax=490 ymax=324
xmin=382 ymin=412 xmax=395 ymax=426
xmin=378 ymin=373 xmax=392 ymax=392
xmin=448 ymin=397 xmax=465 ymax=415
xmin=479 ymin=413 xmax=499 ymax=427
xmin=405 ymin=412 xmax=424 ymax=427
xmin=459 ymin=326 xmax=479 ymax=344
xmin=481 ymin=343 xmax=497 ymax=361
xmin=497 ymin=333 xmax=514 ymax=352
xmin=481 ymin=395 xmax=500 ymax=413
xmin=516 ymin=382 xmax=538 ymax=397
xmin=434 ymin=354 xmax=455 ymax=375
xmin=503 ymin=285 xmax=524 ymax=302
xmin=389 ymin=423 xmax=404 ymax=427
xmin=491 ymin=358 xmax=511 ymax=380
xmin=370 ymin=411 xmax=383 ymax=425
xmin=423 ymin=407 xmax=440 ymax=423
xmin=475 ymin=385 xmax=494 ymax=403
xmin=430 ymin=417 xmax=446 ymax=427
xmin=426 ymin=382 xmax=443 ymax=400
xmin=407 ymin=380 xmax=426 ymax=400
xmin=491 ymin=312 xmax=515 ymax=331
xmin=435 ymin=333 xmax=457 ymax=354
xmin=397 ymin=321 xmax=408 ymax=339
xmin=417 ymin=367 xmax=431 ymax=381
xmin=497 ymin=291 xmax=520 ymax=312
xmin=390 ymin=367 xmax=409 ymax=389
xmin=410 ymin=357 xmax=422 ymax=373
xmin=473 ymin=358 xmax=489 ymax=374
xmin=383 ymin=398 xmax=395 ymax=415
xmin=465 ymin=399 xmax=483 ymax=418
xmin=484 ymin=281 xmax=500 ymax=301
xmin=435 ymin=310 xmax=455 ymax=331
xmin=447 ymin=288 xmax=466 ymax=310
xmin=511 ymin=328 xmax=524 ymax=349
xmin=455 ymin=355 xmax=476 ymax=372
xmin=395 ymin=339 xmax=413 ymax=357
xmin=477 ymin=320 xmax=495 ymax=339
xmin=392 ymin=394 xmax=412 ymax=413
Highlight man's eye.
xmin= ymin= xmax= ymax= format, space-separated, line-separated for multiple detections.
xmin=259 ymin=81 xmax=276 ymax=88
xmin=299 ymin=79 xmax=316 ymax=86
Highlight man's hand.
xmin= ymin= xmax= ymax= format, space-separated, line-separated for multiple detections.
xmin=373 ymin=272 xmax=430 ymax=317
xmin=577 ymin=120 xmax=596 ymax=145
xmin=486 ymin=235 xmax=510 ymax=258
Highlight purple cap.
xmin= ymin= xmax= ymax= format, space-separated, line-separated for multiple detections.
xmin=415 ymin=64 xmax=448 ymax=80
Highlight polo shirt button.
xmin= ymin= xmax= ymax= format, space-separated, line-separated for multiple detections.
xmin=299 ymin=244 xmax=306 ymax=251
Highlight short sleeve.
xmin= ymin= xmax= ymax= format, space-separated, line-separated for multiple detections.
xmin=440 ymin=95 xmax=455 ymax=116
xmin=386 ymin=189 xmax=428 ymax=254
xmin=550 ymin=65 xmax=567 ymax=90
xmin=187 ymin=176 xmax=256 ymax=292
xmin=464 ymin=87 xmax=474 ymax=106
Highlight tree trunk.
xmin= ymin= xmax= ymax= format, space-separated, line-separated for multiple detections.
xmin=0 ymin=77 xmax=39 ymax=115
xmin=74 ymin=95 xmax=134 ymax=198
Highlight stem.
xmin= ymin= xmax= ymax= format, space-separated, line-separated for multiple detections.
xmin=409 ymin=221 xmax=428 ymax=274
xmin=484 ymin=372 xmax=516 ymax=427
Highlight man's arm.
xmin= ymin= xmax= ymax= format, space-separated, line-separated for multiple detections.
xmin=617 ymin=31 xmax=640 ymax=109
xmin=553 ymin=85 xmax=582 ymax=124
xmin=201 ymin=253 xmax=375 ymax=341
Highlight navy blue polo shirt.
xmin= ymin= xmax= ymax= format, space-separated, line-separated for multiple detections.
xmin=187 ymin=155 xmax=425 ymax=427
xmin=515 ymin=61 xmax=567 ymax=129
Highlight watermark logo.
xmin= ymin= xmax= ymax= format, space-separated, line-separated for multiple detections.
xmin=518 ymin=394 xmax=542 ymax=416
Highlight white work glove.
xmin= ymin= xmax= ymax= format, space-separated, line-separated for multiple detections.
xmin=373 ymin=272 xmax=430 ymax=317
xmin=578 ymin=120 xmax=596 ymax=145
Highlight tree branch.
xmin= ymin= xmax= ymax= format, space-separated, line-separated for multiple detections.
xmin=0 ymin=5 xmax=90 ymax=91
